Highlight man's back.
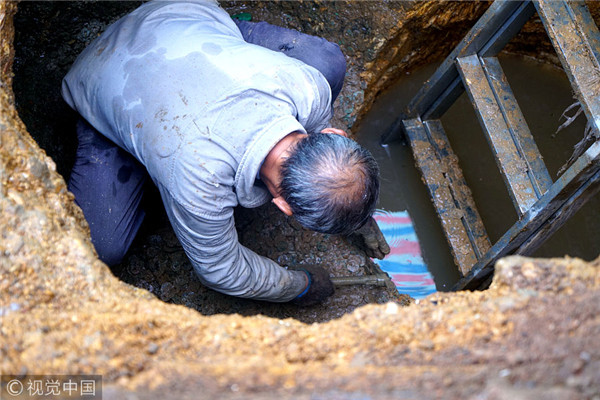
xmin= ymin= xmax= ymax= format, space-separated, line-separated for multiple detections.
xmin=62 ymin=0 xmax=332 ymax=208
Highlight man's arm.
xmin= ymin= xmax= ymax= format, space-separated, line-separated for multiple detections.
xmin=159 ymin=188 xmax=309 ymax=302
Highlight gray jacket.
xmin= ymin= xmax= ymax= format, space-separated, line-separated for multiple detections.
xmin=62 ymin=0 xmax=333 ymax=301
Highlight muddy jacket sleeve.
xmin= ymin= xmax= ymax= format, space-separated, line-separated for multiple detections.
xmin=158 ymin=185 xmax=307 ymax=302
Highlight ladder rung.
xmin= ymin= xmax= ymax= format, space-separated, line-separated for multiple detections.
xmin=535 ymin=0 xmax=600 ymax=133
xmin=454 ymin=140 xmax=600 ymax=290
xmin=482 ymin=56 xmax=553 ymax=197
xmin=403 ymin=118 xmax=491 ymax=276
xmin=406 ymin=1 xmax=535 ymax=120
xmin=456 ymin=55 xmax=552 ymax=215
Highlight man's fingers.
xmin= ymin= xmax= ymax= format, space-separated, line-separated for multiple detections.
xmin=373 ymin=226 xmax=390 ymax=256
xmin=362 ymin=234 xmax=387 ymax=259
xmin=354 ymin=217 xmax=391 ymax=260
xmin=379 ymin=237 xmax=391 ymax=255
xmin=363 ymin=234 xmax=378 ymax=248
xmin=369 ymin=249 xmax=385 ymax=260
xmin=362 ymin=218 xmax=390 ymax=259
xmin=371 ymin=247 xmax=386 ymax=260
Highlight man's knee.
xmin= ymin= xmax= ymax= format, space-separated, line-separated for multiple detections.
xmin=316 ymin=42 xmax=346 ymax=100
xmin=233 ymin=19 xmax=346 ymax=100
xmin=94 ymin=238 xmax=128 ymax=266
xmin=84 ymin=206 xmax=145 ymax=267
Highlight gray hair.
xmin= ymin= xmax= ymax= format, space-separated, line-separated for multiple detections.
xmin=280 ymin=133 xmax=379 ymax=235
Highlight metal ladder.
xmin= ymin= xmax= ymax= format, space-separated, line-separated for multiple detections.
xmin=383 ymin=0 xmax=600 ymax=290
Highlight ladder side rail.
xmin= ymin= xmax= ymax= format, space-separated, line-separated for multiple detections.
xmin=421 ymin=76 xmax=463 ymax=122
xmin=479 ymin=1 xmax=537 ymax=57
xmin=535 ymin=0 xmax=600 ymax=133
xmin=383 ymin=77 xmax=463 ymax=144
xmin=453 ymin=140 xmax=600 ymax=290
xmin=517 ymin=169 xmax=600 ymax=255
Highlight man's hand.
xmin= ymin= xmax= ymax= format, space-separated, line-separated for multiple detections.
xmin=354 ymin=217 xmax=390 ymax=260
xmin=290 ymin=264 xmax=334 ymax=307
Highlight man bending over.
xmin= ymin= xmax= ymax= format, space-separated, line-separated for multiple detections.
xmin=63 ymin=0 xmax=389 ymax=306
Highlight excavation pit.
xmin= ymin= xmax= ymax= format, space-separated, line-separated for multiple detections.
xmin=2 ymin=1 xmax=600 ymax=398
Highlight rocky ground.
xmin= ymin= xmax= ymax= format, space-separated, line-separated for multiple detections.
xmin=115 ymin=201 xmax=408 ymax=323
xmin=2 ymin=1 xmax=600 ymax=399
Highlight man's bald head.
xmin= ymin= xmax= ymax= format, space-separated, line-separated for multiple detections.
xmin=280 ymin=133 xmax=379 ymax=235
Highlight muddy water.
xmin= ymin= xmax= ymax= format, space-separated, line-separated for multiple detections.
xmin=356 ymin=64 xmax=461 ymax=290
xmin=357 ymin=53 xmax=600 ymax=289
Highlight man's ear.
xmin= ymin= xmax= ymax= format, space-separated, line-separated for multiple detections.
xmin=272 ymin=196 xmax=293 ymax=216
xmin=320 ymin=127 xmax=349 ymax=137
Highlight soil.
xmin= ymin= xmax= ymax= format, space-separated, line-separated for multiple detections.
xmin=115 ymin=201 xmax=408 ymax=323
xmin=2 ymin=1 xmax=600 ymax=399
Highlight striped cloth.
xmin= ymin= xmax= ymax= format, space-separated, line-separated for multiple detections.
xmin=372 ymin=210 xmax=437 ymax=299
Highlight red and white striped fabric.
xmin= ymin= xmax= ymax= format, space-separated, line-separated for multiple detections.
xmin=372 ymin=210 xmax=437 ymax=299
